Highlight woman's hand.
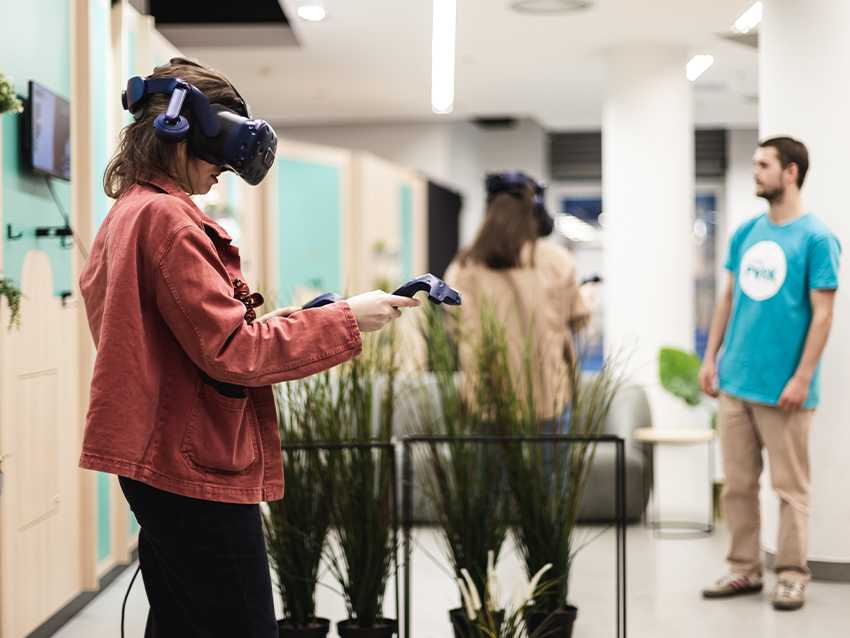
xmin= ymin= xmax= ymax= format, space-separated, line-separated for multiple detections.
xmin=346 ymin=290 xmax=420 ymax=332
xmin=256 ymin=306 xmax=300 ymax=322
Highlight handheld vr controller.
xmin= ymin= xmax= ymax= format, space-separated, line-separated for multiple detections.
xmin=301 ymin=274 xmax=462 ymax=310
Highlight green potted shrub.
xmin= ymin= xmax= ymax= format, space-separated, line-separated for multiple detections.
xmin=658 ymin=346 xmax=717 ymax=428
xmin=0 ymin=277 xmax=22 ymax=330
xmin=415 ymin=304 xmax=512 ymax=638
xmin=504 ymin=347 xmax=623 ymax=638
xmin=0 ymin=62 xmax=23 ymax=332
xmin=0 ymin=73 xmax=22 ymax=115
xmin=263 ymin=375 xmax=337 ymax=638
xmin=325 ymin=332 xmax=399 ymax=638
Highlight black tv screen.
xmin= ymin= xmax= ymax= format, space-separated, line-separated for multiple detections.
xmin=25 ymin=81 xmax=71 ymax=181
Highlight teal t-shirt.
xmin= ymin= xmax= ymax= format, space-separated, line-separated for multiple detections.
xmin=719 ymin=213 xmax=841 ymax=409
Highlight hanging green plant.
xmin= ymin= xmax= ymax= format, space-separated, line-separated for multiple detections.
xmin=0 ymin=73 xmax=22 ymax=115
xmin=0 ymin=277 xmax=22 ymax=330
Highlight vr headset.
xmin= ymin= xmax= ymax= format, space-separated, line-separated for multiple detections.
xmin=485 ymin=171 xmax=554 ymax=237
xmin=122 ymin=75 xmax=277 ymax=185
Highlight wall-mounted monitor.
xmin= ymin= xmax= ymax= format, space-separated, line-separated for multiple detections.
xmin=22 ymin=80 xmax=71 ymax=181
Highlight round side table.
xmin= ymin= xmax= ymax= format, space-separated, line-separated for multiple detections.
xmin=634 ymin=428 xmax=716 ymax=539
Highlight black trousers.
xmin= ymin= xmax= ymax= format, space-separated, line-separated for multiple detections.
xmin=119 ymin=477 xmax=278 ymax=638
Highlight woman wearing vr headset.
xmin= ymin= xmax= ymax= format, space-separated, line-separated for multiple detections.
xmin=445 ymin=172 xmax=590 ymax=432
xmin=78 ymin=58 xmax=417 ymax=637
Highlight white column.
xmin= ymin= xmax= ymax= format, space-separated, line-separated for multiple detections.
xmin=759 ymin=0 xmax=850 ymax=577
xmin=602 ymin=46 xmax=696 ymax=427
xmin=603 ymin=47 xmax=705 ymax=523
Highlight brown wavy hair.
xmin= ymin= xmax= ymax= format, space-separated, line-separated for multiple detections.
xmin=103 ymin=57 xmax=244 ymax=199
xmin=458 ymin=184 xmax=538 ymax=269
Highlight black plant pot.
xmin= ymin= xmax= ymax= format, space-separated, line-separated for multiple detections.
xmin=277 ymin=617 xmax=331 ymax=638
xmin=523 ymin=606 xmax=578 ymax=638
xmin=336 ymin=617 xmax=398 ymax=638
xmin=449 ymin=608 xmax=506 ymax=638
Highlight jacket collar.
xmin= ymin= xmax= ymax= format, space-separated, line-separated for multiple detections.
xmin=140 ymin=174 xmax=234 ymax=244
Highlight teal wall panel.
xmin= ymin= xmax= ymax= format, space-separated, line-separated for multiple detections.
xmin=130 ymin=510 xmax=139 ymax=538
xmin=0 ymin=0 xmax=71 ymax=98
xmin=97 ymin=473 xmax=111 ymax=561
xmin=276 ymin=159 xmax=342 ymax=304
xmin=1 ymin=115 xmax=73 ymax=295
xmin=400 ymin=184 xmax=414 ymax=282
xmin=0 ymin=0 xmax=73 ymax=296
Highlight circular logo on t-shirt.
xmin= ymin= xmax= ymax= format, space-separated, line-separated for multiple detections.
xmin=739 ymin=240 xmax=787 ymax=301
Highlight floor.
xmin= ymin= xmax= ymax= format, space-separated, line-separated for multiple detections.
xmin=54 ymin=525 xmax=850 ymax=638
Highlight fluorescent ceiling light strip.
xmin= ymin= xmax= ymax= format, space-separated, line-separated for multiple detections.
xmin=733 ymin=1 xmax=763 ymax=34
xmin=431 ymin=0 xmax=456 ymax=114
xmin=686 ymin=54 xmax=714 ymax=82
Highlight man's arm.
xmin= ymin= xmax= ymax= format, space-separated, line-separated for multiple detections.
xmin=699 ymin=272 xmax=735 ymax=397
xmin=778 ymin=289 xmax=836 ymax=411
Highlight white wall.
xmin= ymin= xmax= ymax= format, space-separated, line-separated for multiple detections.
xmin=282 ymin=118 xmax=548 ymax=246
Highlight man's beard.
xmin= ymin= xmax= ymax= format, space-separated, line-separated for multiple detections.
xmin=757 ymin=184 xmax=785 ymax=203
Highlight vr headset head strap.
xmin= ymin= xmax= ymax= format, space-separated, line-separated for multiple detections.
xmin=121 ymin=76 xmax=221 ymax=137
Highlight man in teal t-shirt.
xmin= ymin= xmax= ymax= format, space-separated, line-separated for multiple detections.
xmin=699 ymin=137 xmax=840 ymax=611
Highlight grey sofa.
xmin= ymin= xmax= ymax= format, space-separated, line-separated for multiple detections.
xmin=576 ymin=383 xmax=651 ymax=523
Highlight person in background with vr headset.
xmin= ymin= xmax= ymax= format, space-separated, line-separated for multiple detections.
xmin=77 ymin=58 xmax=418 ymax=638
xmin=445 ymin=172 xmax=590 ymax=433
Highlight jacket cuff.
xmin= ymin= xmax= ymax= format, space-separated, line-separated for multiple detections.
xmin=337 ymin=301 xmax=363 ymax=347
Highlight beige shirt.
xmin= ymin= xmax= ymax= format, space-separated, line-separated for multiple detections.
xmin=445 ymin=240 xmax=590 ymax=420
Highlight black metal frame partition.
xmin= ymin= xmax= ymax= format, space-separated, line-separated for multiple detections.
xmin=401 ymin=434 xmax=627 ymax=638
xmin=279 ymin=441 xmax=401 ymax=632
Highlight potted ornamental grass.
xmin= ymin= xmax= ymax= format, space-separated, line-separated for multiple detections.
xmin=325 ymin=330 xmax=400 ymax=637
xmin=263 ymin=374 xmax=338 ymax=637
xmin=504 ymin=344 xmax=624 ymax=638
xmin=413 ymin=303 xmax=514 ymax=637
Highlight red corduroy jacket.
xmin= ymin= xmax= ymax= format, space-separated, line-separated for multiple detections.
xmin=78 ymin=175 xmax=362 ymax=503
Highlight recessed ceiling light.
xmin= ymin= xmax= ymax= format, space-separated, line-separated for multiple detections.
xmin=686 ymin=55 xmax=714 ymax=82
xmin=510 ymin=0 xmax=594 ymax=15
xmin=297 ymin=4 xmax=327 ymax=22
xmin=732 ymin=1 xmax=762 ymax=34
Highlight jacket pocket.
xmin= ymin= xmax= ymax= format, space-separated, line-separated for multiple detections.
xmin=181 ymin=380 xmax=259 ymax=474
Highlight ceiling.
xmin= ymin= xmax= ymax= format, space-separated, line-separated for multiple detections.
xmin=162 ymin=0 xmax=760 ymax=130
